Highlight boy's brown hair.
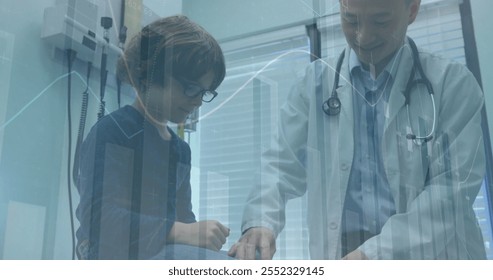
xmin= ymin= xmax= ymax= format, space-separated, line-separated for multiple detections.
xmin=117 ymin=15 xmax=225 ymax=93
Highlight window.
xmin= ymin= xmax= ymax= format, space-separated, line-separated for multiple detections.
xmin=194 ymin=26 xmax=311 ymax=259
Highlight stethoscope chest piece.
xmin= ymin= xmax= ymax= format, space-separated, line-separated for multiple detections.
xmin=323 ymin=96 xmax=341 ymax=116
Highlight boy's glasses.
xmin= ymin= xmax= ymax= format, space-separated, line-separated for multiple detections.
xmin=175 ymin=77 xmax=218 ymax=103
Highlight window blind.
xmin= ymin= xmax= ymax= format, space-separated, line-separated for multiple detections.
xmin=195 ymin=26 xmax=311 ymax=259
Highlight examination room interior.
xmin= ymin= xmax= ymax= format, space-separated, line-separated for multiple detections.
xmin=0 ymin=0 xmax=492 ymax=260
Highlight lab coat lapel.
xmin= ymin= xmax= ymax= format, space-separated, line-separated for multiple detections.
xmin=335 ymin=48 xmax=354 ymax=202
xmin=382 ymin=42 xmax=416 ymax=211
xmin=384 ymin=43 xmax=414 ymax=133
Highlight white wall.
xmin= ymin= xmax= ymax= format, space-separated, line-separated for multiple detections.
xmin=144 ymin=0 xmax=182 ymax=17
xmin=0 ymin=0 xmax=184 ymax=260
xmin=182 ymin=0 xmax=321 ymax=41
xmin=0 ymin=0 xmax=71 ymax=259
xmin=0 ymin=0 xmax=133 ymax=259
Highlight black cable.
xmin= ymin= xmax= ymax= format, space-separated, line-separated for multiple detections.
xmin=98 ymin=51 xmax=108 ymax=120
xmin=73 ymin=62 xmax=92 ymax=184
xmin=66 ymin=49 xmax=77 ymax=260
xmin=117 ymin=25 xmax=127 ymax=110
xmin=98 ymin=17 xmax=113 ymax=120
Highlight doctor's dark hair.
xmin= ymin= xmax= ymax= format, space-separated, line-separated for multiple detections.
xmin=116 ymin=15 xmax=225 ymax=92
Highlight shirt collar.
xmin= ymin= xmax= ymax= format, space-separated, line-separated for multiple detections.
xmin=349 ymin=45 xmax=403 ymax=90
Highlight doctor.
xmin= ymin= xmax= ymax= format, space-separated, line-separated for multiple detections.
xmin=229 ymin=0 xmax=486 ymax=259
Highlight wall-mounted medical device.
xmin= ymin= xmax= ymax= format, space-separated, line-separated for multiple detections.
xmin=41 ymin=0 xmax=122 ymax=70
xmin=42 ymin=1 xmax=128 ymax=259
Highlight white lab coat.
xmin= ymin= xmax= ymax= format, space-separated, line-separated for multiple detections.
xmin=241 ymin=43 xmax=487 ymax=259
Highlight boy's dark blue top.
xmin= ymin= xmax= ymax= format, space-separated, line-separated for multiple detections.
xmin=75 ymin=105 xmax=196 ymax=259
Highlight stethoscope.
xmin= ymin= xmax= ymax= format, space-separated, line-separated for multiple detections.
xmin=322 ymin=37 xmax=436 ymax=145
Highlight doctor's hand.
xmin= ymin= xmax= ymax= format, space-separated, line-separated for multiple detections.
xmin=228 ymin=227 xmax=276 ymax=260
xmin=167 ymin=221 xmax=230 ymax=251
xmin=342 ymin=249 xmax=369 ymax=260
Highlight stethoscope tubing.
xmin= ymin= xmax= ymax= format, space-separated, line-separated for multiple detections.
xmin=406 ymin=92 xmax=436 ymax=145
xmin=322 ymin=37 xmax=436 ymax=145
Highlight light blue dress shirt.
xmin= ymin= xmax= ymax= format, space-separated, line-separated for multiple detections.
xmin=342 ymin=49 xmax=402 ymax=236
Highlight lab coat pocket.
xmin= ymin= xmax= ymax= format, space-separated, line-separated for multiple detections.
xmin=396 ymin=130 xmax=429 ymax=187
xmin=383 ymin=120 xmax=429 ymax=210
